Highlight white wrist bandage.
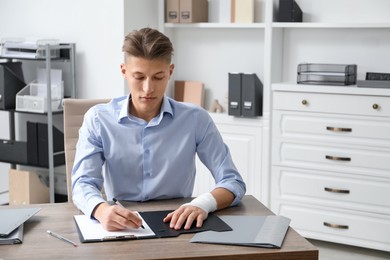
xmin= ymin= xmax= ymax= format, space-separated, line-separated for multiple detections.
xmin=187 ymin=193 xmax=217 ymax=213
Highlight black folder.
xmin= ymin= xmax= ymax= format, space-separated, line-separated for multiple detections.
xmin=74 ymin=210 xmax=232 ymax=243
xmin=140 ymin=210 xmax=231 ymax=238
xmin=241 ymin=73 xmax=263 ymax=117
xmin=228 ymin=72 xmax=242 ymax=116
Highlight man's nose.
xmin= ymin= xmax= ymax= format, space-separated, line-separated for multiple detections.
xmin=142 ymin=79 xmax=154 ymax=93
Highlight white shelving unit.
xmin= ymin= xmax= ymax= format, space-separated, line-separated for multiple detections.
xmin=157 ymin=1 xmax=270 ymax=204
xmin=0 ymin=43 xmax=76 ymax=203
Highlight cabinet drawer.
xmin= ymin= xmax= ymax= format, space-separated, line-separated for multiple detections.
xmin=273 ymin=91 xmax=390 ymax=117
xmin=273 ymin=111 xmax=390 ymax=146
xmin=278 ymin=203 xmax=390 ymax=252
xmin=273 ymin=141 xmax=390 ymax=174
xmin=273 ymin=167 xmax=390 ymax=211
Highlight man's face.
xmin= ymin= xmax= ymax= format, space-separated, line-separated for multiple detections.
xmin=121 ymin=56 xmax=174 ymax=120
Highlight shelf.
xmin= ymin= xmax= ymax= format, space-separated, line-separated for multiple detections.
xmin=0 ymin=109 xmax=64 ymax=115
xmin=272 ymin=22 xmax=390 ymax=29
xmin=165 ymin=22 xmax=265 ymax=29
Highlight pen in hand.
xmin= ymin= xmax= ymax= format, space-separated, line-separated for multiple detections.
xmin=112 ymin=198 xmax=145 ymax=229
xmin=47 ymin=230 xmax=78 ymax=247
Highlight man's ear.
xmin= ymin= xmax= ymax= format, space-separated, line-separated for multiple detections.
xmin=120 ymin=64 xmax=126 ymax=78
xmin=169 ymin=64 xmax=175 ymax=77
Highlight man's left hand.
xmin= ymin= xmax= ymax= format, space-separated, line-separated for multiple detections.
xmin=163 ymin=204 xmax=208 ymax=230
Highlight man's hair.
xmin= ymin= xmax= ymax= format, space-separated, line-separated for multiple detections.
xmin=122 ymin=27 xmax=174 ymax=64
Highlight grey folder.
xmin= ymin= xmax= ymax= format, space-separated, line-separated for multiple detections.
xmin=0 ymin=224 xmax=24 ymax=245
xmin=190 ymin=215 xmax=291 ymax=248
xmin=0 ymin=208 xmax=40 ymax=237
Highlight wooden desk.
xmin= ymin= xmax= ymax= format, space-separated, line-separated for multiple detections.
xmin=0 ymin=196 xmax=318 ymax=259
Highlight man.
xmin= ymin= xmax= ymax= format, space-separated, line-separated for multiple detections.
xmin=72 ymin=27 xmax=246 ymax=231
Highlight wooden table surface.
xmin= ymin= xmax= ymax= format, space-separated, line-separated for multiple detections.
xmin=0 ymin=195 xmax=318 ymax=259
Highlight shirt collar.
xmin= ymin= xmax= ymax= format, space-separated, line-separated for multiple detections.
xmin=118 ymin=94 xmax=131 ymax=122
xmin=117 ymin=95 xmax=173 ymax=123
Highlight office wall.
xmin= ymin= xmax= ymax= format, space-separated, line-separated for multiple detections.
xmin=123 ymin=0 xmax=160 ymax=94
xmin=0 ymin=0 xmax=125 ymax=99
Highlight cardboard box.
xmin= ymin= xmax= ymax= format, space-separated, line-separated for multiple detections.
xmin=9 ymin=169 xmax=49 ymax=205
xmin=180 ymin=0 xmax=208 ymax=23
xmin=231 ymin=0 xmax=254 ymax=23
xmin=174 ymin=80 xmax=205 ymax=107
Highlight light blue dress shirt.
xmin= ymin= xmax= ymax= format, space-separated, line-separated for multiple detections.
xmin=71 ymin=95 xmax=246 ymax=217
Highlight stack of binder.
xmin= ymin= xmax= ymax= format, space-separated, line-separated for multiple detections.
xmin=228 ymin=72 xmax=263 ymax=118
xmin=297 ymin=63 xmax=357 ymax=86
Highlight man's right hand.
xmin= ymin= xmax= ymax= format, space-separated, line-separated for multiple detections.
xmin=92 ymin=202 xmax=143 ymax=231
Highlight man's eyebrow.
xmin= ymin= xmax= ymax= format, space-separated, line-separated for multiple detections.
xmin=132 ymin=71 xmax=165 ymax=75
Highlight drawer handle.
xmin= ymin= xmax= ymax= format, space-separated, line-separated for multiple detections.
xmin=324 ymin=187 xmax=350 ymax=194
xmin=301 ymin=99 xmax=308 ymax=105
xmin=324 ymin=222 xmax=349 ymax=230
xmin=325 ymin=155 xmax=351 ymax=161
xmin=372 ymin=103 xmax=380 ymax=110
xmin=326 ymin=126 xmax=352 ymax=132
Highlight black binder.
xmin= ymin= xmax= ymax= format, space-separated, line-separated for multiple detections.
xmin=37 ymin=122 xmax=65 ymax=167
xmin=27 ymin=121 xmax=39 ymax=165
xmin=0 ymin=139 xmax=27 ymax=165
xmin=278 ymin=0 xmax=302 ymax=22
xmin=241 ymin=73 xmax=263 ymax=117
xmin=228 ymin=72 xmax=242 ymax=116
xmin=0 ymin=61 xmax=25 ymax=109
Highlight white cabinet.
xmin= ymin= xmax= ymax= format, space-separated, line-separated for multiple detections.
xmin=156 ymin=1 xmax=390 ymax=250
xmin=268 ymin=0 xmax=390 ymax=251
xmin=193 ymin=113 xmax=265 ymax=202
xmin=271 ymin=84 xmax=390 ymax=252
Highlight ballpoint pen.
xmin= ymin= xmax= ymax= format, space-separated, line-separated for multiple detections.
xmin=112 ymin=198 xmax=145 ymax=229
xmin=47 ymin=230 xmax=78 ymax=247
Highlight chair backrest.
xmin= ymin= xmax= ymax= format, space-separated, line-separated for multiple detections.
xmin=63 ymin=98 xmax=111 ymax=202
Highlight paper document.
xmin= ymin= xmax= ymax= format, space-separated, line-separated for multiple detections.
xmin=190 ymin=215 xmax=291 ymax=248
xmin=74 ymin=214 xmax=155 ymax=242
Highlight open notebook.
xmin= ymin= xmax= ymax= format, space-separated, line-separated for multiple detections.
xmin=74 ymin=210 xmax=232 ymax=243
